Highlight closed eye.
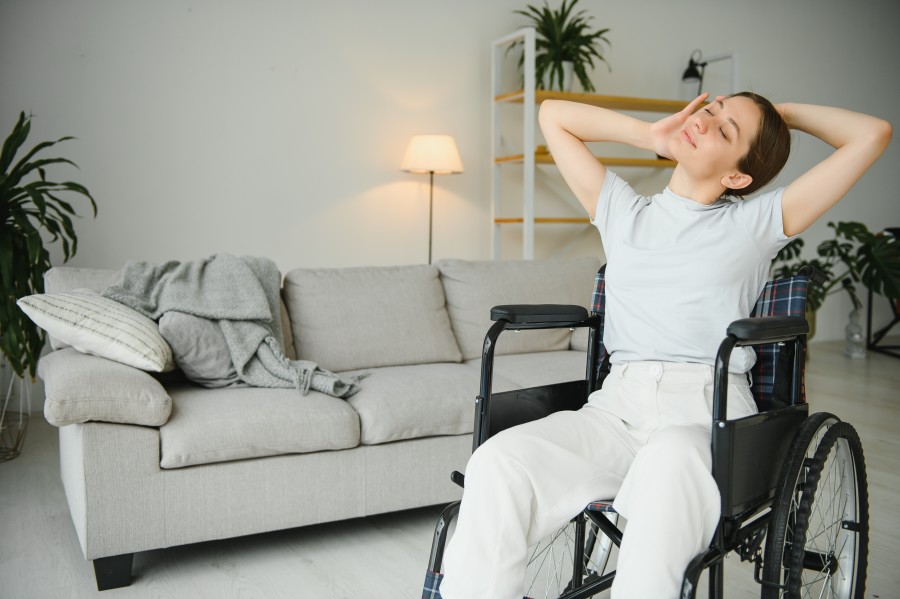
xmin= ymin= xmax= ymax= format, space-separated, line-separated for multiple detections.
xmin=703 ymin=108 xmax=729 ymax=140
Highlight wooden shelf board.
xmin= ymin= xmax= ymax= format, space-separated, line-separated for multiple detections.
xmin=494 ymin=217 xmax=591 ymax=225
xmin=494 ymin=90 xmax=696 ymax=113
xmin=496 ymin=153 xmax=676 ymax=168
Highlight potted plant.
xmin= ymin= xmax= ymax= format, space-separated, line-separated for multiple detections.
xmin=513 ymin=0 xmax=611 ymax=92
xmin=0 ymin=111 xmax=96 ymax=459
xmin=771 ymin=221 xmax=900 ymax=353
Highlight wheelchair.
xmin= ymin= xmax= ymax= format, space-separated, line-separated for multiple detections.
xmin=422 ymin=266 xmax=868 ymax=599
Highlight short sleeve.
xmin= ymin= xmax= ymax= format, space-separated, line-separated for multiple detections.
xmin=591 ymin=170 xmax=645 ymax=243
xmin=734 ymin=188 xmax=794 ymax=260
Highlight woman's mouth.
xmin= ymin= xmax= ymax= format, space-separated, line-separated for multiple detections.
xmin=681 ymin=129 xmax=696 ymax=148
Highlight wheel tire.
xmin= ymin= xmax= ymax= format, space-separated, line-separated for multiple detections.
xmin=762 ymin=413 xmax=868 ymax=598
xmin=524 ymin=511 xmax=616 ymax=599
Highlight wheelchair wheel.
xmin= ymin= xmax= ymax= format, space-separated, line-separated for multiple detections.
xmin=524 ymin=511 xmax=617 ymax=599
xmin=762 ymin=413 xmax=868 ymax=598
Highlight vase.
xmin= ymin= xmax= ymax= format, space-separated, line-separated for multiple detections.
xmin=843 ymin=308 xmax=867 ymax=359
xmin=0 ymin=359 xmax=31 ymax=462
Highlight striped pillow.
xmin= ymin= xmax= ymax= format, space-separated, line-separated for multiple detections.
xmin=18 ymin=290 xmax=175 ymax=372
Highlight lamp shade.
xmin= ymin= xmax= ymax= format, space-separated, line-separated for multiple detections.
xmin=401 ymin=135 xmax=464 ymax=174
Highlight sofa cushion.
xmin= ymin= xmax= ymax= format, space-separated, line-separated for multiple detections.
xmin=436 ymin=257 xmax=601 ymax=360
xmin=38 ymin=348 xmax=172 ymax=427
xmin=282 ymin=264 xmax=462 ymax=372
xmin=159 ymin=385 xmax=360 ymax=468
xmin=342 ymin=362 xmax=482 ymax=445
xmin=18 ymin=290 xmax=175 ymax=372
xmin=158 ymin=311 xmax=241 ymax=388
xmin=480 ymin=350 xmax=590 ymax=389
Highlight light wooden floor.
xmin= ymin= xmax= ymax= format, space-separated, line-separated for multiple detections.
xmin=0 ymin=340 xmax=897 ymax=598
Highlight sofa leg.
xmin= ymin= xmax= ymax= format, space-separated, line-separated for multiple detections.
xmin=93 ymin=553 xmax=134 ymax=591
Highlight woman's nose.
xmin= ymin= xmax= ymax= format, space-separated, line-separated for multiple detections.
xmin=694 ymin=115 xmax=708 ymax=134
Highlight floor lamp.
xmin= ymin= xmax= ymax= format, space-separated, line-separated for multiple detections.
xmin=401 ymin=135 xmax=464 ymax=264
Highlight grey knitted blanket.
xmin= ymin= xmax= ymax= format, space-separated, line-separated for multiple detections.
xmin=102 ymin=254 xmax=360 ymax=398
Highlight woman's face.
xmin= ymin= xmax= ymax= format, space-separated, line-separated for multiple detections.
xmin=671 ymin=95 xmax=761 ymax=184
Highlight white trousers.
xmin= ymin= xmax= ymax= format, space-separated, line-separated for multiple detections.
xmin=440 ymin=361 xmax=758 ymax=599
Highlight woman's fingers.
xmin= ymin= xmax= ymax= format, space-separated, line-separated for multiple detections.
xmin=683 ymin=92 xmax=709 ymax=116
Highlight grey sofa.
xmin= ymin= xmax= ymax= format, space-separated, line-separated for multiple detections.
xmin=36 ymin=256 xmax=600 ymax=590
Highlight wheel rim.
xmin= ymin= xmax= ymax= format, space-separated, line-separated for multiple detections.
xmin=524 ymin=513 xmax=616 ymax=599
xmin=794 ymin=436 xmax=860 ymax=598
xmin=781 ymin=419 xmax=833 ymax=595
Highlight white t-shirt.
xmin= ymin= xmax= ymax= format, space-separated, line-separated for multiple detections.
xmin=592 ymin=171 xmax=793 ymax=373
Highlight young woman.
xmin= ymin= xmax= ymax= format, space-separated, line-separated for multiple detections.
xmin=439 ymin=92 xmax=891 ymax=599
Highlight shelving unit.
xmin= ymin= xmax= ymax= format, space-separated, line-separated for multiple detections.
xmin=491 ymin=28 xmax=693 ymax=259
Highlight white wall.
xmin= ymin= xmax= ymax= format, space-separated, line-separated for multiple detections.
xmin=1 ymin=0 xmax=898 ymax=341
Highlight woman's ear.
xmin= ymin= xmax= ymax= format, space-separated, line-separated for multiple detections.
xmin=721 ymin=172 xmax=753 ymax=191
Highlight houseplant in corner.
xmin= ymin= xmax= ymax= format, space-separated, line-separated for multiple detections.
xmin=514 ymin=0 xmax=611 ymax=92
xmin=771 ymin=221 xmax=900 ymax=357
xmin=0 ymin=111 xmax=96 ymax=460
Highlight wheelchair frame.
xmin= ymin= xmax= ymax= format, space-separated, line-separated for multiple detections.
xmin=424 ymin=269 xmax=867 ymax=599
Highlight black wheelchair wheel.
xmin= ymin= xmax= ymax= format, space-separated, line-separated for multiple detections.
xmin=762 ymin=413 xmax=868 ymax=598
xmin=524 ymin=511 xmax=617 ymax=599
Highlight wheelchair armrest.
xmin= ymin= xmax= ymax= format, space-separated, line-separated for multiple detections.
xmin=727 ymin=315 xmax=809 ymax=346
xmin=490 ymin=304 xmax=590 ymax=327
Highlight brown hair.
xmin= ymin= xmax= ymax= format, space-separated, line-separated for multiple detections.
xmin=727 ymin=91 xmax=791 ymax=198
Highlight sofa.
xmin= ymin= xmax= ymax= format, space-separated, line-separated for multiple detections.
xmin=31 ymin=256 xmax=601 ymax=590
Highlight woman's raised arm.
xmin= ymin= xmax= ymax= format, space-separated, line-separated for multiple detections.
xmin=539 ymin=95 xmax=708 ymax=220
xmin=779 ymin=103 xmax=892 ymax=236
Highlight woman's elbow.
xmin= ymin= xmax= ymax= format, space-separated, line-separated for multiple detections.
xmin=867 ymin=118 xmax=893 ymax=153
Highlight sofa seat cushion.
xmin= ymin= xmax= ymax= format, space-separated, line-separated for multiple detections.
xmin=159 ymin=385 xmax=360 ymax=468
xmin=342 ymin=362 xmax=483 ymax=445
xmin=481 ymin=350 xmax=590 ymax=389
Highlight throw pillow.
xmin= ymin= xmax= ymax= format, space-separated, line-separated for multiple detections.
xmin=38 ymin=348 xmax=172 ymax=427
xmin=158 ymin=311 xmax=242 ymax=388
xmin=17 ymin=290 xmax=175 ymax=372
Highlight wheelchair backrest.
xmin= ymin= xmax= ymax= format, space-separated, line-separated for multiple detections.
xmin=589 ymin=266 xmax=810 ymax=412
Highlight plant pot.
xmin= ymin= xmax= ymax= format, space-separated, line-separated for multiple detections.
xmin=543 ymin=60 xmax=575 ymax=92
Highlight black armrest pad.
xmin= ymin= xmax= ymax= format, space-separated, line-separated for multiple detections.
xmin=491 ymin=304 xmax=589 ymax=324
xmin=727 ymin=316 xmax=808 ymax=344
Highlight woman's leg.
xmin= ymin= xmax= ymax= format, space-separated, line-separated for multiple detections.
xmin=611 ymin=423 xmax=719 ymax=598
xmin=609 ymin=364 xmax=758 ymax=599
xmin=440 ymin=396 xmax=637 ymax=599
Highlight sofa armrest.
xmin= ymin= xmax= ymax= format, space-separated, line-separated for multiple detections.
xmin=38 ymin=349 xmax=172 ymax=427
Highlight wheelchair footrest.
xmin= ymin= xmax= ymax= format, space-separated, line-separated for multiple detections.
xmin=586 ymin=500 xmax=617 ymax=513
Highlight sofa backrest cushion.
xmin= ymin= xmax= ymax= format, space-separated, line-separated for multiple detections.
xmin=282 ymin=264 xmax=463 ymax=372
xmin=436 ymin=257 xmax=601 ymax=360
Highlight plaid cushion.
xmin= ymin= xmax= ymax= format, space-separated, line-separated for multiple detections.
xmin=590 ymin=267 xmax=608 ymax=366
xmin=748 ymin=275 xmax=810 ymax=410
xmin=422 ymin=570 xmax=443 ymax=599
xmin=590 ymin=267 xmax=809 ymax=411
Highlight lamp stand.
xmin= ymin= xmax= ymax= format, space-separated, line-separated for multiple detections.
xmin=427 ymin=170 xmax=434 ymax=264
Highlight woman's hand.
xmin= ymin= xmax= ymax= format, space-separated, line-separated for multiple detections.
xmin=649 ymin=93 xmax=709 ymax=158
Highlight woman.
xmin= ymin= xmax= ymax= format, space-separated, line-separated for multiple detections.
xmin=439 ymin=92 xmax=891 ymax=599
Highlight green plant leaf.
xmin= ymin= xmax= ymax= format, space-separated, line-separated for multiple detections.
xmin=0 ymin=111 xmax=96 ymax=378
